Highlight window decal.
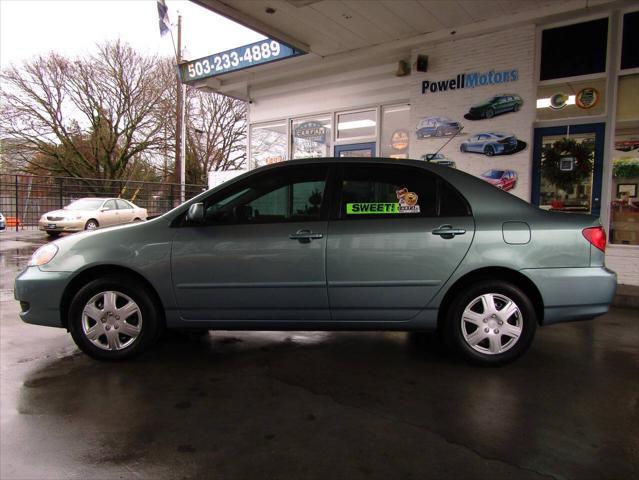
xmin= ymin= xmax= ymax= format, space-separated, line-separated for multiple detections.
xmin=345 ymin=188 xmax=421 ymax=214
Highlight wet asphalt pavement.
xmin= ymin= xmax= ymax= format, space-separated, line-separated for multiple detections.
xmin=0 ymin=231 xmax=638 ymax=480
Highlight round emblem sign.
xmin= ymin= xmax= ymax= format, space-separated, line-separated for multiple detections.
xmin=391 ymin=129 xmax=409 ymax=150
xmin=550 ymin=93 xmax=569 ymax=109
xmin=576 ymin=87 xmax=599 ymax=109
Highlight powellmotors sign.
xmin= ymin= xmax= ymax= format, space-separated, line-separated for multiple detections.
xmin=421 ymin=69 xmax=519 ymax=95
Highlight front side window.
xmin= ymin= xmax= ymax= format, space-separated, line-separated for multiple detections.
xmin=339 ymin=165 xmax=436 ymax=218
xmin=202 ymin=166 xmax=329 ymax=225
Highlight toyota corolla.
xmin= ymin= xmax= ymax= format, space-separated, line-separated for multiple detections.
xmin=15 ymin=158 xmax=616 ymax=365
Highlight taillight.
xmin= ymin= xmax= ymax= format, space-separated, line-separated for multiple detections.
xmin=582 ymin=226 xmax=606 ymax=252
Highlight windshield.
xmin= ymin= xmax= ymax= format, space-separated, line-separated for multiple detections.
xmin=483 ymin=170 xmax=504 ymax=179
xmin=65 ymin=199 xmax=104 ymax=211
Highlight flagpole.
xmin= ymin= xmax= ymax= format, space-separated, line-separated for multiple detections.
xmin=175 ymin=14 xmax=186 ymax=203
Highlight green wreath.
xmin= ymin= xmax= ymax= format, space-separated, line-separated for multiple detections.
xmin=540 ymin=138 xmax=593 ymax=192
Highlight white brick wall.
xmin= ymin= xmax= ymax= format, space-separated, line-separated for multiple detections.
xmin=409 ymin=25 xmax=536 ymax=201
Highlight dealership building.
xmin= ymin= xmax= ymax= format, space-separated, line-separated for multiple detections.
xmin=190 ymin=0 xmax=638 ymax=285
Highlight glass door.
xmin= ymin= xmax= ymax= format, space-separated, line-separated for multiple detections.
xmin=334 ymin=142 xmax=376 ymax=158
xmin=531 ymin=123 xmax=605 ymax=215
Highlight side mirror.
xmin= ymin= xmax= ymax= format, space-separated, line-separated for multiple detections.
xmin=424 ymin=154 xmax=434 ymax=161
xmin=100 ymin=207 xmax=109 ymax=212
xmin=186 ymin=203 xmax=204 ymax=223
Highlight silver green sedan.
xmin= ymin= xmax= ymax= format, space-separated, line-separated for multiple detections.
xmin=14 ymin=158 xmax=616 ymax=365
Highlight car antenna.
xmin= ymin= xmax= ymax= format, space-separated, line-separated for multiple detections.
xmin=425 ymin=124 xmax=464 ymax=161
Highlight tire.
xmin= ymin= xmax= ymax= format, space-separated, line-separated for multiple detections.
xmin=485 ymin=145 xmax=495 ymax=156
xmin=460 ymin=144 xmax=467 ymax=153
xmin=46 ymin=231 xmax=60 ymax=238
xmin=485 ymin=108 xmax=495 ymax=119
xmin=85 ymin=219 xmax=99 ymax=230
xmin=435 ymin=127 xmax=443 ymax=137
xmin=443 ymin=280 xmax=536 ymax=366
xmin=68 ymin=274 xmax=162 ymax=361
xmin=513 ymin=104 xmax=520 ymax=112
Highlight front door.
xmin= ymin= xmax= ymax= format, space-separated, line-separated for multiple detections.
xmin=334 ymin=142 xmax=376 ymax=157
xmin=532 ymin=123 xmax=605 ymax=215
xmin=327 ymin=163 xmax=474 ymax=321
xmin=171 ymin=165 xmax=331 ymax=321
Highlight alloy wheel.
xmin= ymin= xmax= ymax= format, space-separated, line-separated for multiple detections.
xmin=81 ymin=290 xmax=143 ymax=351
xmin=460 ymin=293 xmax=523 ymax=355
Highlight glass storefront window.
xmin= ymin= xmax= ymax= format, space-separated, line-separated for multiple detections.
xmin=250 ymin=121 xmax=288 ymax=168
xmin=610 ymin=74 xmax=639 ymax=246
xmin=291 ymin=116 xmax=332 ymax=159
xmin=336 ymin=109 xmax=376 ymax=140
xmin=539 ymin=132 xmax=596 ymax=213
xmin=380 ymin=104 xmax=410 ymax=159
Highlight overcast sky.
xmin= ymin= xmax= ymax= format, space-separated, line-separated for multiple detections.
xmin=0 ymin=0 xmax=265 ymax=68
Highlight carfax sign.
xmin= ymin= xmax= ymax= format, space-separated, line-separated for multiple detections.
xmin=180 ymin=39 xmax=304 ymax=83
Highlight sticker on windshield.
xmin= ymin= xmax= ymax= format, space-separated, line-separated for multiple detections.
xmin=346 ymin=187 xmax=421 ymax=214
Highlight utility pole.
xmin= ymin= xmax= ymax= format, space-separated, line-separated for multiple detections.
xmin=175 ymin=14 xmax=186 ymax=203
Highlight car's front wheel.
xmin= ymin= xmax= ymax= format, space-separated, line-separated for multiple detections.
xmin=485 ymin=108 xmax=495 ymax=119
xmin=484 ymin=145 xmax=495 ymax=156
xmin=444 ymin=280 xmax=536 ymax=366
xmin=68 ymin=275 xmax=162 ymax=360
xmin=85 ymin=219 xmax=99 ymax=230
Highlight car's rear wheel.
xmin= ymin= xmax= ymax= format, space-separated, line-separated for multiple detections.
xmin=484 ymin=145 xmax=495 ymax=156
xmin=85 ymin=219 xmax=99 ymax=230
xmin=444 ymin=280 xmax=536 ymax=366
xmin=513 ymin=104 xmax=520 ymax=112
xmin=45 ymin=231 xmax=60 ymax=238
xmin=68 ymin=275 xmax=162 ymax=361
xmin=460 ymin=144 xmax=467 ymax=152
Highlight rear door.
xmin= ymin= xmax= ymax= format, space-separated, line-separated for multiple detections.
xmin=327 ymin=163 xmax=474 ymax=321
xmin=116 ymin=199 xmax=135 ymax=223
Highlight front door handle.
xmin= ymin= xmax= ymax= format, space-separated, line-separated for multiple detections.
xmin=289 ymin=229 xmax=323 ymax=243
xmin=432 ymin=224 xmax=466 ymax=239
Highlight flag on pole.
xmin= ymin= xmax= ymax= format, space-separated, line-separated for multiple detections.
xmin=157 ymin=0 xmax=171 ymax=36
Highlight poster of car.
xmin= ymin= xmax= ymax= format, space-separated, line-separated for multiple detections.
xmin=464 ymin=94 xmax=523 ymax=120
xmin=459 ymin=132 xmax=527 ymax=156
xmin=415 ymin=116 xmax=462 ymax=138
xmin=480 ymin=169 xmax=518 ymax=191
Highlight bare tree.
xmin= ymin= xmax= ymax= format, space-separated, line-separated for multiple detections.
xmin=154 ymin=59 xmax=247 ymax=185
xmin=0 ymin=41 xmax=165 ymax=182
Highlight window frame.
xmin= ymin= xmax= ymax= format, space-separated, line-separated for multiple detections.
xmin=537 ymin=14 xmax=611 ymax=86
xmin=103 ymin=199 xmax=117 ymax=211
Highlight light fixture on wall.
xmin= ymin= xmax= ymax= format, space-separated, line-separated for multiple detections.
xmin=396 ymin=60 xmax=410 ymax=77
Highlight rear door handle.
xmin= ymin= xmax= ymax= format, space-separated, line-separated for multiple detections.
xmin=289 ymin=229 xmax=323 ymax=243
xmin=432 ymin=224 xmax=466 ymax=239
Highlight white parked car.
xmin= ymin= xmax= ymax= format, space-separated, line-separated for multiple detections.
xmin=0 ymin=212 xmax=6 ymax=232
xmin=39 ymin=198 xmax=147 ymax=237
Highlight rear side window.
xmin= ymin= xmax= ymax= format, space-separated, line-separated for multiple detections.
xmin=438 ymin=179 xmax=471 ymax=217
xmin=339 ymin=164 xmax=436 ymax=218
xmin=116 ymin=199 xmax=132 ymax=209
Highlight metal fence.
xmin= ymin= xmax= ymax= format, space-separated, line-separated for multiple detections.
xmin=0 ymin=174 xmax=207 ymax=230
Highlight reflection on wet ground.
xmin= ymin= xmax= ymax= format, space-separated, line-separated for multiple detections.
xmin=1 ymin=231 xmax=638 ymax=479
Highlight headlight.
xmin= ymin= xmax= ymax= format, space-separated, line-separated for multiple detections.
xmin=28 ymin=244 xmax=59 ymax=267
